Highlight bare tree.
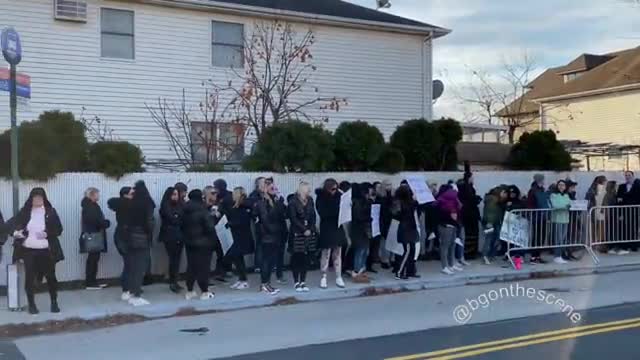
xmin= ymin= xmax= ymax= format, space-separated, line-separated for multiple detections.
xmin=213 ymin=20 xmax=348 ymax=138
xmin=80 ymin=107 xmax=116 ymax=142
xmin=145 ymin=86 xmax=239 ymax=169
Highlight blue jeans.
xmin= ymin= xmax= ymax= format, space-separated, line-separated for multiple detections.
xmin=553 ymin=223 xmax=569 ymax=257
xmin=354 ymin=247 xmax=369 ymax=273
xmin=483 ymin=223 xmax=501 ymax=258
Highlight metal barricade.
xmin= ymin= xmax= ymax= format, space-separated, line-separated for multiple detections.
xmin=502 ymin=208 xmax=598 ymax=269
xmin=588 ymin=205 xmax=640 ymax=262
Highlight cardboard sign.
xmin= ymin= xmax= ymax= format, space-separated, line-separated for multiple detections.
xmin=407 ymin=176 xmax=435 ymax=204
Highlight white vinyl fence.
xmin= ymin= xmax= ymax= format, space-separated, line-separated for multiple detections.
xmin=0 ymin=171 xmax=624 ymax=286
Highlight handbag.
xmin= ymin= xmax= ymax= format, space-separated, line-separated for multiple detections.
xmin=81 ymin=232 xmax=105 ymax=253
xmin=129 ymin=228 xmax=150 ymax=249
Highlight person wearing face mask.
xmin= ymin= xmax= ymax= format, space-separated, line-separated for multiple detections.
xmin=586 ymin=176 xmax=608 ymax=253
xmin=550 ymin=180 xmax=572 ymax=264
xmin=4 ymin=188 xmax=64 ymax=315
xmin=159 ymin=187 xmax=185 ymax=293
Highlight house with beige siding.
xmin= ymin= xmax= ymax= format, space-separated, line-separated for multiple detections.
xmin=498 ymin=46 xmax=640 ymax=171
xmin=0 ymin=0 xmax=449 ymax=166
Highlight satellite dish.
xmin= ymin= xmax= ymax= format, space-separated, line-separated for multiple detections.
xmin=376 ymin=0 xmax=391 ymax=10
xmin=432 ymin=79 xmax=445 ymax=100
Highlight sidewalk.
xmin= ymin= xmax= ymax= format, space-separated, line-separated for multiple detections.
xmin=2 ymin=253 xmax=640 ymax=328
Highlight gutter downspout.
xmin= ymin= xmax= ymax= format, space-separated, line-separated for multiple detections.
xmin=539 ymin=103 xmax=546 ymax=130
xmin=422 ymin=32 xmax=433 ymax=120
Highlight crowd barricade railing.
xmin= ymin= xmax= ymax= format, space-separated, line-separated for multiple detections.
xmin=588 ymin=205 xmax=640 ymax=262
xmin=502 ymin=208 xmax=598 ymax=269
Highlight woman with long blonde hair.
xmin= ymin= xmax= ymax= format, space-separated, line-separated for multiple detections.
xmin=226 ymin=187 xmax=255 ymax=290
xmin=287 ymin=182 xmax=317 ymax=292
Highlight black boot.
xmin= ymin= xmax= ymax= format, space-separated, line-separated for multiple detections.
xmin=28 ymin=303 xmax=39 ymax=315
xmin=51 ymin=300 xmax=60 ymax=313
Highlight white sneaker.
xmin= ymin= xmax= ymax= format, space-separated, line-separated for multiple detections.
xmin=553 ymin=257 xmax=568 ymax=264
xmin=235 ymin=282 xmax=249 ymax=290
xmin=300 ymin=283 xmax=310 ymax=292
xmin=618 ymin=249 xmax=630 ymax=255
xmin=230 ymin=281 xmax=242 ymax=290
xmin=452 ymin=265 xmax=464 ymax=272
xmin=185 ymin=291 xmax=198 ymax=300
xmin=295 ymin=283 xmax=304 ymax=292
xmin=129 ymin=297 xmax=150 ymax=307
xmin=320 ymin=275 xmax=328 ymax=289
xmin=608 ymin=249 xmax=617 ymax=255
xmin=441 ymin=268 xmax=454 ymax=275
xmin=200 ymin=292 xmax=215 ymax=300
xmin=121 ymin=291 xmax=132 ymax=301
xmin=460 ymin=259 xmax=471 ymax=266
xmin=483 ymin=256 xmax=492 ymax=265
xmin=336 ymin=277 xmax=346 ymax=288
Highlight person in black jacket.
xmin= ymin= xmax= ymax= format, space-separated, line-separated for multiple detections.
xmin=80 ymin=187 xmax=111 ymax=290
xmin=175 ymin=182 xmax=188 ymax=203
xmin=227 ymin=187 xmax=254 ymax=290
xmin=255 ymin=181 xmax=287 ymax=295
xmin=288 ymin=182 xmax=317 ymax=292
xmin=375 ymin=180 xmax=394 ymax=268
xmin=125 ymin=181 xmax=156 ymax=307
xmin=351 ymin=183 xmax=372 ymax=282
xmin=182 ymin=189 xmax=217 ymax=301
xmin=250 ymin=177 xmax=265 ymax=273
xmin=4 ymin=188 xmax=64 ymax=314
xmin=458 ymin=166 xmax=482 ymax=260
xmin=108 ymin=186 xmax=133 ymax=299
xmin=159 ymin=187 xmax=184 ymax=293
xmin=392 ymin=185 xmax=420 ymax=280
xmin=616 ymin=171 xmax=640 ymax=252
xmin=316 ymin=178 xmax=346 ymax=289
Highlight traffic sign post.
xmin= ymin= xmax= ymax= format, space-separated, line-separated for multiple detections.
xmin=2 ymin=27 xmax=22 ymax=216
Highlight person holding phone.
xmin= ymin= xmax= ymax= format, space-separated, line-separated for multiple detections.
xmin=5 ymin=188 xmax=64 ymax=315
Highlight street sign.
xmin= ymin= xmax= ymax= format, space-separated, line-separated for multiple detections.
xmin=1 ymin=27 xmax=22 ymax=65
xmin=0 ymin=68 xmax=30 ymax=98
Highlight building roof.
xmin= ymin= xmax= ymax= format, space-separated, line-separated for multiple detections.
xmin=164 ymin=0 xmax=450 ymax=36
xmin=498 ymin=46 xmax=640 ymax=116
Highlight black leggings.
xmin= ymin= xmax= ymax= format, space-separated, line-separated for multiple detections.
xmin=261 ymin=242 xmax=278 ymax=285
xmin=291 ymin=252 xmax=311 ymax=283
xmin=186 ymin=246 xmax=213 ymax=293
xmin=230 ymin=255 xmax=247 ymax=281
xmin=164 ymin=241 xmax=184 ymax=284
xmin=85 ymin=252 xmax=101 ymax=286
xmin=23 ymin=248 xmax=58 ymax=306
xmin=397 ymin=242 xmax=417 ymax=277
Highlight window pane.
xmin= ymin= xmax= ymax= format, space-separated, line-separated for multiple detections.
xmin=212 ymin=21 xmax=244 ymax=45
xmin=212 ymin=44 xmax=243 ymax=67
xmin=101 ymin=34 xmax=134 ymax=59
xmin=102 ymin=9 xmax=134 ymax=34
xmin=219 ymin=124 xmax=245 ymax=161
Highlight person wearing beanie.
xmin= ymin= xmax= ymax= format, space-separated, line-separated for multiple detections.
xmin=182 ymin=189 xmax=217 ymax=300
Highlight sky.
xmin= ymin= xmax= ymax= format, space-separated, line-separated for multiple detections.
xmin=348 ymin=0 xmax=640 ymax=122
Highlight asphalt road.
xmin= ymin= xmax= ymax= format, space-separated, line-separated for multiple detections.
xmin=218 ymin=302 xmax=640 ymax=360
xmin=0 ymin=341 xmax=25 ymax=360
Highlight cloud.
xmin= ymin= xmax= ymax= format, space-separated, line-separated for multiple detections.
xmin=347 ymin=0 xmax=640 ymax=120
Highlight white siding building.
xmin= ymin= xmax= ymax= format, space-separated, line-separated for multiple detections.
xmin=0 ymin=0 xmax=449 ymax=164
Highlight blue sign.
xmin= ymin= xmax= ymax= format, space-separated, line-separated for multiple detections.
xmin=1 ymin=27 xmax=22 ymax=65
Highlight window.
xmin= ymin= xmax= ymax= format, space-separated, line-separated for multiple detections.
xmin=191 ymin=122 xmax=245 ymax=163
xmin=563 ymin=72 xmax=583 ymax=83
xmin=212 ymin=21 xmax=244 ymax=67
xmin=101 ymin=8 xmax=134 ymax=59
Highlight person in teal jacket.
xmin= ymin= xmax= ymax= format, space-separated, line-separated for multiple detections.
xmin=550 ymin=180 xmax=572 ymax=264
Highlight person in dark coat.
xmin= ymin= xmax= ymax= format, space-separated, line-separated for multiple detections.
xmin=527 ymin=174 xmax=550 ymax=264
xmin=249 ymin=177 xmax=265 ymax=273
xmin=457 ymin=165 xmax=482 ymax=260
xmin=255 ymin=181 xmax=287 ymax=295
xmin=316 ymin=178 xmax=346 ymax=289
xmin=80 ymin=187 xmax=111 ymax=290
xmin=287 ymin=182 xmax=317 ymax=292
xmin=392 ymin=184 xmax=420 ymax=280
xmin=350 ymin=183 xmax=372 ymax=282
xmin=204 ymin=186 xmax=231 ymax=282
xmin=182 ymin=190 xmax=217 ymax=301
xmin=175 ymin=182 xmax=188 ymax=203
xmin=227 ymin=187 xmax=255 ymax=290
xmin=159 ymin=187 xmax=184 ymax=293
xmin=124 ymin=180 xmax=156 ymax=307
xmin=616 ymin=171 xmax=640 ymax=252
xmin=375 ymin=180 xmax=394 ymax=268
xmin=214 ymin=178 xmax=233 ymax=217
xmin=108 ymin=186 xmax=133 ymax=299
xmin=4 ymin=188 xmax=64 ymax=314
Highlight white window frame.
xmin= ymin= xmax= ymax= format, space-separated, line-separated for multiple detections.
xmin=211 ymin=20 xmax=245 ymax=68
xmin=100 ymin=7 xmax=136 ymax=61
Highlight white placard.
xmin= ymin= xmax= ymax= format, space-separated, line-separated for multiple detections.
xmin=407 ymin=176 xmax=435 ymax=204
xmin=338 ymin=189 xmax=352 ymax=226
xmin=499 ymin=211 xmax=530 ymax=248
xmin=371 ymin=204 xmax=381 ymax=237
xmin=215 ymin=215 xmax=235 ymax=255
xmin=384 ymin=219 xmax=404 ymax=256
xmin=570 ymin=200 xmax=588 ymax=211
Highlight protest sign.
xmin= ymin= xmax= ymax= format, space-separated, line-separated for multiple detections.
xmin=499 ymin=211 xmax=529 ymax=248
xmin=371 ymin=204 xmax=381 ymax=237
xmin=338 ymin=189 xmax=352 ymax=226
xmin=215 ymin=215 xmax=234 ymax=255
xmin=407 ymin=176 xmax=435 ymax=204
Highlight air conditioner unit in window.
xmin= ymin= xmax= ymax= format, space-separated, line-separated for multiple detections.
xmin=54 ymin=0 xmax=88 ymax=22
